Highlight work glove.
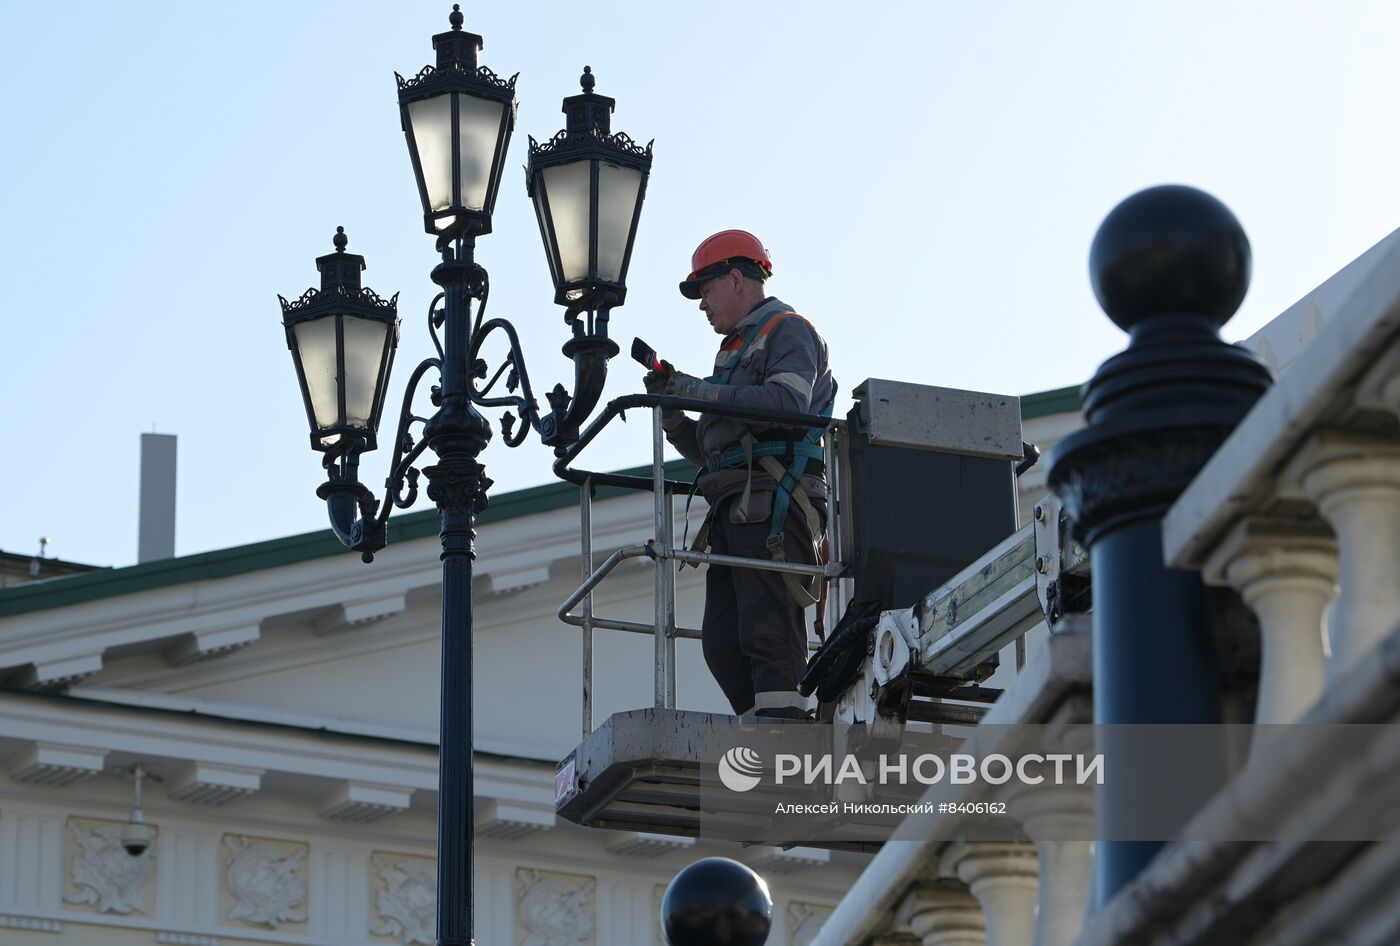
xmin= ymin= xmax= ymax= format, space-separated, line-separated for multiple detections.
xmin=643 ymin=361 xmax=690 ymax=431
xmin=643 ymin=360 xmax=675 ymax=394
xmin=664 ymin=370 xmax=723 ymax=402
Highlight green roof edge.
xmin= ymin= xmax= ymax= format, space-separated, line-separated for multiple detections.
xmin=0 ymin=385 xmax=1083 ymax=618
xmin=0 ymin=458 xmax=697 ymax=619
xmin=1020 ymin=385 xmax=1082 ymax=419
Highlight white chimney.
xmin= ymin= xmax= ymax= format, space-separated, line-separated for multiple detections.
xmin=138 ymin=433 xmax=177 ymax=563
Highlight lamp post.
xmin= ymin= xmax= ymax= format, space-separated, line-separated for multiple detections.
xmin=279 ymin=7 xmax=652 ymax=944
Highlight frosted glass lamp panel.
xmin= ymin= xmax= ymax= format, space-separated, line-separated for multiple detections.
xmin=408 ymin=95 xmax=454 ymax=212
xmin=292 ymin=318 xmax=341 ymax=431
xmin=542 ymin=161 xmax=593 ymax=281
xmin=596 ymin=163 xmax=642 ymax=282
xmin=456 ymin=95 xmax=507 ymax=211
xmin=340 ymin=316 xmax=390 ymax=428
xmin=530 ymin=185 xmax=561 ymax=286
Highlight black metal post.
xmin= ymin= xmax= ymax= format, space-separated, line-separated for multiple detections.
xmin=1046 ymin=186 xmax=1272 ymax=905
xmin=421 ymin=237 xmax=493 ymax=946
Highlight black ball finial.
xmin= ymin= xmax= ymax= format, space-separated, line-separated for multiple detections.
xmin=1089 ymin=184 xmax=1250 ymax=332
xmin=449 ymin=3 xmax=463 ymax=29
xmin=581 ymin=65 xmax=595 ymax=93
xmin=661 ymin=858 xmax=771 ymax=946
xmin=333 ymin=226 xmax=348 ymax=253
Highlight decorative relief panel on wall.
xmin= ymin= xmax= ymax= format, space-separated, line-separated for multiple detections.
xmin=370 ymin=852 xmax=436 ymax=945
xmin=63 ymin=817 xmax=155 ymax=915
xmin=787 ymin=901 xmax=833 ymax=946
xmin=221 ymin=834 xmax=308 ymax=930
xmin=515 ymin=867 xmax=595 ymax=946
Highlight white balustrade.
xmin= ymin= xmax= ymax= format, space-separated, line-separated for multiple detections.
xmin=1281 ymin=431 xmax=1400 ymax=683
xmin=1007 ymin=786 xmax=1093 ymax=946
xmin=1201 ymin=517 xmax=1336 ymax=723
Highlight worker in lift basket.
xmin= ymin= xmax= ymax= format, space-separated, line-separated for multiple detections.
xmin=643 ymin=230 xmax=837 ymax=720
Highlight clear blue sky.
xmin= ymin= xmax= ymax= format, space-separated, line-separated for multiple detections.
xmin=4 ymin=2 xmax=1399 ymax=567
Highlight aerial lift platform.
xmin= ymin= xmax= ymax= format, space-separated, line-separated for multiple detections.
xmin=549 ymin=380 xmax=1089 ymax=847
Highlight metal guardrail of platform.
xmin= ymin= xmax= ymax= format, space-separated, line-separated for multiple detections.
xmin=553 ymin=393 xmax=850 ymax=739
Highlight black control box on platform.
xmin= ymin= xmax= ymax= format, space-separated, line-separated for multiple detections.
xmin=841 ymin=379 xmax=1022 ymax=611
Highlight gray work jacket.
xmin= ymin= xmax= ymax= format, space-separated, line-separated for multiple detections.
xmin=664 ymin=297 xmax=835 ymax=517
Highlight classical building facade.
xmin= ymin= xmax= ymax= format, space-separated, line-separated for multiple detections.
xmin=0 ymin=387 xmax=1078 ymax=946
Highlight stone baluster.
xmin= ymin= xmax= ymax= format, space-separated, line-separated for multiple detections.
xmin=1281 ymin=431 xmax=1400 ymax=683
xmin=897 ymin=881 xmax=986 ymax=946
xmin=1201 ymin=517 xmax=1336 ymax=723
xmin=1007 ymin=786 xmax=1094 ymax=946
xmin=944 ymin=841 xmax=1039 ymax=946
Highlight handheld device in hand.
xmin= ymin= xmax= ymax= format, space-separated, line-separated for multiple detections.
xmin=631 ymin=337 xmax=669 ymax=375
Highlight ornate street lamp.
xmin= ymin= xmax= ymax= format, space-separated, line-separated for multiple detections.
xmin=278 ymin=8 xmax=652 ymax=945
xmin=528 ymin=66 xmax=653 ymax=314
xmin=516 ymin=66 xmax=654 ymax=446
xmin=279 ymin=227 xmax=400 ymax=554
xmin=396 ymin=4 xmax=517 ymax=239
xmin=280 ymin=229 xmax=400 ymax=455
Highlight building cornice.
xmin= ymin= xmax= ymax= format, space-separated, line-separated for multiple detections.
xmin=0 ymin=687 xmax=564 ymax=825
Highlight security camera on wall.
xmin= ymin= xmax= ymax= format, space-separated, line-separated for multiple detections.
xmin=120 ymin=763 xmax=158 ymax=857
xmin=121 ymin=815 xmax=152 ymax=857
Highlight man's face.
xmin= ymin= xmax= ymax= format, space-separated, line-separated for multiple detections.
xmin=697 ymin=270 xmax=746 ymax=335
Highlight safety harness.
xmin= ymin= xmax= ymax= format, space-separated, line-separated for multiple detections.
xmin=684 ymin=310 xmax=836 ymax=608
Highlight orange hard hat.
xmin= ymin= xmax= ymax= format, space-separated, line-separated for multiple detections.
xmin=678 ymin=230 xmax=773 ymax=298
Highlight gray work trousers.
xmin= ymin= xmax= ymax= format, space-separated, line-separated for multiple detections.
xmin=702 ymin=495 xmax=818 ymax=716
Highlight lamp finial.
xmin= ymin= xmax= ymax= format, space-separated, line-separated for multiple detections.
xmin=581 ymin=65 xmax=595 ymax=93
xmin=333 ymin=226 xmax=348 ymax=253
xmin=449 ymin=3 xmax=463 ymax=30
